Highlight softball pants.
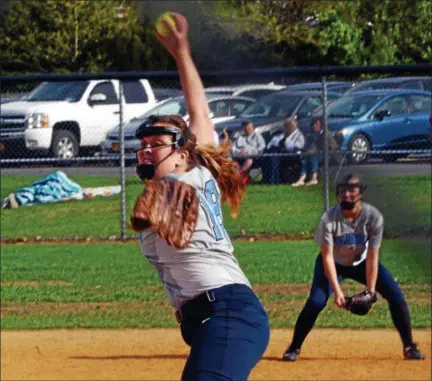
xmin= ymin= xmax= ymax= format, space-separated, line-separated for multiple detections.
xmin=177 ymin=283 xmax=270 ymax=381
xmin=290 ymin=254 xmax=414 ymax=350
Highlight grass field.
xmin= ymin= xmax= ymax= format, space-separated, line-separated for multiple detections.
xmin=1 ymin=175 xmax=431 ymax=239
xmin=1 ymin=173 xmax=430 ymax=331
xmin=1 ymin=239 xmax=430 ymax=330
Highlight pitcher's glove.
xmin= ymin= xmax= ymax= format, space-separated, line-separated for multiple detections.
xmin=345 ymin=290 xmax=377 ymax=316
xmin=131 ymin=179 xmax=200 ymax=249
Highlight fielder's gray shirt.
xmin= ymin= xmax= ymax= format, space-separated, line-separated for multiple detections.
xmin=138 ymin=166 xmax=251 ymax=309
xmin=314 ymin=202 xmax=384 ymax=266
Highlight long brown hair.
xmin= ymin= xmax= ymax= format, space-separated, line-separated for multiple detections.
xmin=190 ymin=136 xmax=246 ymax=218
xmin=147 ymin=115 xmax=246 ymax=218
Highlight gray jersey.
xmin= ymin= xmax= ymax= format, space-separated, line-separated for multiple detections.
xmin=314 ymin=202 xmax=384 ymax=266
xmin=138 ymin=166 xmax=251 ymax=309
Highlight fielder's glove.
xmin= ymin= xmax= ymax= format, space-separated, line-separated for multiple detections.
xmin=131 ymin=179 xmax=200 ymax=249
xmin=344 ymin=290 xmax=377 ymax=316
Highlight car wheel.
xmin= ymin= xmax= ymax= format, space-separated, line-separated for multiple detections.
xmin=348 ymin=134 xmax=370 ymax=165
xmin=51 ymin=130 xmax=79 ymax=159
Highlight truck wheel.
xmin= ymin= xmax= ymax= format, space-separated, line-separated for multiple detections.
xmin=51 ymin=130 xmax=79 ymax=159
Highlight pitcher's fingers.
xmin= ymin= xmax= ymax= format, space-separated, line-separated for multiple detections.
xmin=170 ymin=13 xmax=188 ymax=34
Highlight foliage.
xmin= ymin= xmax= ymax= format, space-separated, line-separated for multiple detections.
xmin=0 ymin=0 xmax=147 ymax=74
xmin=0 ymin=0 xmax=431 ymax=73
xmin=211 ymin=0 xmax=432 ymax=66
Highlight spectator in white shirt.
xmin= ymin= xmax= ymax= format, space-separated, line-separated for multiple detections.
xmin=263 ymin=117 xmax=305 ymax=184
xmin=231 ymin=121 xmax=266 ymax=183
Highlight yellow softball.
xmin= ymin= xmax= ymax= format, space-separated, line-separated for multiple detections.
xmin=155 ymin=12 xmax=176 ymax=37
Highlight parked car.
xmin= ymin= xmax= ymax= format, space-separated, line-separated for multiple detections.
xmin=284 ymin=81 xmax=356 ymax=95
xmin=214 ymin=90 xmax=340 ymax=142
xmin=1 ymin=97 xmax=19 ymax=104
xmin=153 ymin=88 xmax=182 ymax=102
xmin=346 ymin=77 xmax=432 ymax=94
xmin=100 ymin=94 xmax=255 ymax=157
xmin=302 ymin=89 xmax=432 ymax=164
xmin=0 ymin=80 xmax=157 ymax=159
xmin=205 ymin=82 xmax=286 ymax=99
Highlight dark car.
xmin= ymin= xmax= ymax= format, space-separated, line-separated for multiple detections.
xmin=284 ymin=81 xmax=356 ymax=95
xmin=153 ymin=88 xmax=182 ymax=102
xmin=300 ymin=89 xmax=432 ymax=164
xmin=215 ymin=90 xmax=340 ymax=141
xmin=347 ymin=77 xmax=432 ymax=94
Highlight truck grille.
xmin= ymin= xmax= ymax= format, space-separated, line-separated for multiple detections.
xmin=0 ymin=115 xmax=26 ymax=133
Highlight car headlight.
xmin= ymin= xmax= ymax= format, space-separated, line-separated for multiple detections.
xmin=335 ymin=128 xmax=348 ymax=137
xmin=26 ymin=113 xmax=49 ymax=129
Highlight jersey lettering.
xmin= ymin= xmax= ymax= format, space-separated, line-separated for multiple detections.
xmin=200 ymin=179 xmax=226 ymax=240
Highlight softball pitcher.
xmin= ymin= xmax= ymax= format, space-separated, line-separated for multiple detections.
xmin=282 ymin=174 xmax=425 ymax=362
xmin=130 ymin=13 xmax=270 ymax=381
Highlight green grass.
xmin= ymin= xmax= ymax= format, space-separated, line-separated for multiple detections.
xmin=1 ymin=239 xmax=430 ymax=329
xmin=1 ymin=175 xmax=430 ymax=239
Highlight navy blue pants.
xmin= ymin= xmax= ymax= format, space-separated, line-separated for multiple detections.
xmin=179 ymin=284 xmax=270 ymax=381
xmin=290 ymin=254 xmax=413 ymax=350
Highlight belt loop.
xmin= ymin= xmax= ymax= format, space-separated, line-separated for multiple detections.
xmin=206 ymin=290 xmax=216 ymax=302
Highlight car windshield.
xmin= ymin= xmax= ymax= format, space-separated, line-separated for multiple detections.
xmin=323 ymin=95 xmax=382 ymax=118
xmin=239 ymin=94 xmax=302 ymax=118
xmin=139 ymin=98 xmax=188 ymax=118
xmin=25 ymin=81 xmax=89 ymax=102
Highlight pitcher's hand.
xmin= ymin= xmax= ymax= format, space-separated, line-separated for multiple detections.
xmin=155 ymin=13 xmax=190 ymax=59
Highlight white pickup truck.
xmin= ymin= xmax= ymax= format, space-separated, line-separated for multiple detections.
xmin=0 ymin=79 xmax=157 ymax=159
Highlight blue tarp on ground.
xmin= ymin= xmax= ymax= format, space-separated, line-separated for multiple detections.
xmin=12 ymin=171 xmax=85 ymax=206
xmin=1 ymin=171 xmax=122 ymax=209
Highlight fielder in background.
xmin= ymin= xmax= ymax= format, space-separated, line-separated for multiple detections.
xmin=130 ymin=13 xmax=270 ymax=381
xmin=282 ymin=174 xmax=425 ymax=362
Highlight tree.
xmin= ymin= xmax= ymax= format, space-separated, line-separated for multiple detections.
xmin=211 ymin=0 xmax=432 ymax=67
xmin=0 ymin=0 xmax=145 ymax=74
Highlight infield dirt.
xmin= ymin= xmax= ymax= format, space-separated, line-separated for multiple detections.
xmin=1 ymin=328 xmax=430 ymax=380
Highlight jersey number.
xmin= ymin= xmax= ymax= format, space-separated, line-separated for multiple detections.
xmin=202 ymin=179 xmax=226 ymax=241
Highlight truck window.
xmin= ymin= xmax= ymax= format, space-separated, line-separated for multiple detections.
xmin=90 ymin=82 xmax=118 ymax=105
xmin=122 ymin=80 xmax=149 ymax=104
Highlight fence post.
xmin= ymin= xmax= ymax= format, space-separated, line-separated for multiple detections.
xmin=322 ymin=76 xmax=330 ymax=212
xmin=118 ymin=81 xmax=127 ymax=241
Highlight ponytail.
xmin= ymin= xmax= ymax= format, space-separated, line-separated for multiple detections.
xmin=190 ymin=136 xmax=246 ymax=218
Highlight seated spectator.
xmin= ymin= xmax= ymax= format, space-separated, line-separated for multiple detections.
xmin=292 ymin=117 xmax=340 ymax=187
xmin=262 ymin=117 xmax=305 ymax=184
xmin=231 ymin=121 xmax=266 ymax=183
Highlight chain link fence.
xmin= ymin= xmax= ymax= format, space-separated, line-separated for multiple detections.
xmin=1 ymin=65 xmax=431 ymax=240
